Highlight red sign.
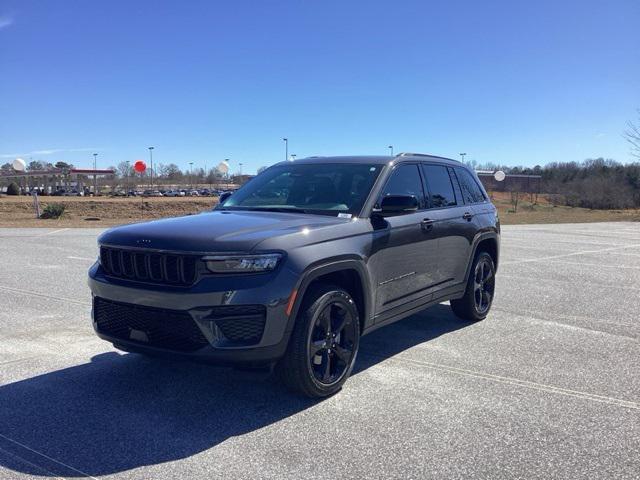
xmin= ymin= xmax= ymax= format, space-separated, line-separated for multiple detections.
xmin=133 ymin=160 xmax=146 ymax=173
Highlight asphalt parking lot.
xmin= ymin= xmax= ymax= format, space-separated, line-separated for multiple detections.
xmin=0 ymin=222 xmax=638 ymax=479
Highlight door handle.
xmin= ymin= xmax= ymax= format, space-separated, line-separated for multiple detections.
xmin=420 ymin=218 xmax=434 ymax=231
xmin=462 ymin=212 xmax=474 ymax=221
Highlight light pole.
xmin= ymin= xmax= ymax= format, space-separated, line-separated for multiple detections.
xmin=239 ymin=162 xmax=243 ymax=175
xmin=290 ymin=154 xmax=296 ymax=161
xmin=93 ymin=153 xmax=98 ymax=195
xmin=283 ymin=138 xmax=288 ymax=161
xmin=148 ymin=146 xmax=154 ymax=187
xmin=189 ymin=161 xmax=194 ymax=189
xmin=459 ymin=152 xmax=467 ymax=164
xmin=388 ymin=145 xmax=393 ymax=156
xmin=125 ymin=160 xmax=130 ymax=193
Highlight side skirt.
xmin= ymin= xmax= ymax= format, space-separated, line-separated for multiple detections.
xmin=364 ymin=284 xmax=465 ymax=336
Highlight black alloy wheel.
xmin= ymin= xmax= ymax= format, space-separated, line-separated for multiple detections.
xmin=450 ymin=251 xmax=496 ymax=322
xmin=278 ymin=285 xmax=360 ymax=397
xmin=308 ymin=301 xmax=358 ymax=385
xmin=473 ymin=255 xmax=495 ymax=315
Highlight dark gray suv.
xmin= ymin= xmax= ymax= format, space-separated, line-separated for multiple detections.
xmin=88 ymin=153 xmax=499 ymax=397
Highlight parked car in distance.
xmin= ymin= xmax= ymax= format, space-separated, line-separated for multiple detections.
xmin=142 ymin=190 xmax=163 ymax=197
xmin=88 ymin=153 xmax=499 ymax=398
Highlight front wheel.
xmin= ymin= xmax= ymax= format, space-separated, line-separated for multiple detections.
xmin=450 ymin=252 xmax=496 ymax=322
xmin=277 ymin=284 xmax=360 ymax=398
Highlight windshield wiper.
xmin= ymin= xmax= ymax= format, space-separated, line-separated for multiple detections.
xmin=243 ymin=206 xmax=311 ymax=214
xmin=216 ymin=205 xmax=311 ymax=214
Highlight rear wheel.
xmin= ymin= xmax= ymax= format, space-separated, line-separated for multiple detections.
xmin=450 ymin=252 xmax=496 ymax=322
xmin=277 ymin=284 xmax=360 ymax=398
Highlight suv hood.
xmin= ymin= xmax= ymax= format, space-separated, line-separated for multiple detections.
xmin=98 ymin=210 xmax=348 ymax=253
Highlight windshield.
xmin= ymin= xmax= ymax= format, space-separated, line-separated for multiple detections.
xmin=220 ymin=163 xmax=382 ymax=216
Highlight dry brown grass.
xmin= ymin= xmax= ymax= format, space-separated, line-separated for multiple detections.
xmin=0 ymin=193 xmax=638 ymax=228
xmin=0 ymin=196 xmax=217 ymax=228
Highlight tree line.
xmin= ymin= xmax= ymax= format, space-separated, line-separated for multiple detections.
xmin=469 ymin=158 xmax=640 ymax=210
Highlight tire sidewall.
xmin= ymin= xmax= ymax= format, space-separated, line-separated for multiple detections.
xmin=471 ymin=252 xmax=495 ymax=319
xmin=301 ymin=288 xmax=360 ymax=395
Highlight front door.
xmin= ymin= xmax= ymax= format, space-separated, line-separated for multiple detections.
xmin=369 ymin=163 xmax=439 ymax=316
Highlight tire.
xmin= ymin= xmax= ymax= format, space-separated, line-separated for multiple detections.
xmin=277 ymin=284 xmax=360 ymax=398
xmin=450 ymin=251 xmax=496 ymax=322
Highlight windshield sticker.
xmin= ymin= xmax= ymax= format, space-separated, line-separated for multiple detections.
xmin=337 ymin=213 xmax=352 ymax=219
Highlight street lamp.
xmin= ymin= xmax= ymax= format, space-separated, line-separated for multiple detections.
xmin=189 ymin=161 xmax=194 ymax=188
xmin=283 ymin=138 xmax=288 ymax=161
xmin=388 ymin=145 xmax=393 ymax=156
xmin=239 ymin=162 xmax=243 ymax=175
xmin=148 ymin=146 xmax=154 ymax=187
xmin=93 ymin=153 xmax=98 ymax=195
xmin=289 ymin=154 xmax=296 ymax=161
xmin=125 ymin=160 xmax=130 ymax=193
xmin=459 ymin=152 xmax=467 ymax=163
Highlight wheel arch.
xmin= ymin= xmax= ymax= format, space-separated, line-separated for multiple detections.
xmin=462 ymin=231 xmax=500 ymax=286
xmin=287 ymin=259 xmax=373 ymax=335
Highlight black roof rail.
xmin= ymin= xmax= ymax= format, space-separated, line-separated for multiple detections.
xmin=395 ymin=152 xmax=461 ymax=163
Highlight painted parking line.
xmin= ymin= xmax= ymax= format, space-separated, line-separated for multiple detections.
xmin=0 ymin=446 xmax=66 ymax=479
xmin=0 ymin=284 xmax=90 ymax=307
xmin=37 ymin=228 xmax=70 ymax=237
xmin=0 ymin=433 xmax=97 ymax=479
xmin=370 ymin=354 xmax=640 ymax=410
xmin=498 ymin=274 xmax=640 ymax=291
xmin=501 ymin=243 xmax=640 ymax=265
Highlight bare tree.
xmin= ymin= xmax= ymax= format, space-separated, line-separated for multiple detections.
xmin=624 ymin=109 xmax=640 ymax=158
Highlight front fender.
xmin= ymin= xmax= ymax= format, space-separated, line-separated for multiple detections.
xmin=285 ymin=258 xmax=373 ymax=335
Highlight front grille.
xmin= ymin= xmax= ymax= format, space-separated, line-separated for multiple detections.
xmin=94 ymin=297 xmax=209 ymax=352
xmin=100 ymin=246 xmax=198 ymax=286
xmin=207 ymin=305 xmax=266 ymax=345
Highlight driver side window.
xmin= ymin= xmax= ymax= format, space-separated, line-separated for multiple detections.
xmin=378 ymin=164 xmax=425 ymax=208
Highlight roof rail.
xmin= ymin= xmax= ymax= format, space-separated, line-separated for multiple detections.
xmin=396 ymin=152 xmax=461 ymax=163
xmin=397 ymin=152 xmax=432 ymax=157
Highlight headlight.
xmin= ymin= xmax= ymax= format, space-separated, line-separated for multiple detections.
xmin=203 ymin=253 xmax=282 ymax=274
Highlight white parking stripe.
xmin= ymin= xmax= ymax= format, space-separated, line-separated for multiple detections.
xmin=36 ymin=228 xmax=70 ymax=237
xmin=376 ymin=355 xmax=640 ymax=410
xmin=0 ymin=434 xmax=97 ymax=479
xmin=0 ymin=284 xmax=90 ymax=307
xmin=0 ymin=446 xmax=66 ymax=479
xmin=501 ymin=243 xmax=640 ymax=265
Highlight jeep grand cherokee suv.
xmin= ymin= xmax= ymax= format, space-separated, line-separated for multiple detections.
xmin=88 ymin=153 xmax=499 ymax=397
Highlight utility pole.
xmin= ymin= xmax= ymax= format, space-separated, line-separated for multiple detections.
xmin=283 ymin=138 xmax=288 ymax=161
xmin=125 ymin=160 xmax=130 ymax=193
xmin=459 ymin=152 xmax=467 ymax=164
xmin=148 ymin=146 xmax=154 ymax=187
xmin=93 ymin=153 xmax=98 ymax=195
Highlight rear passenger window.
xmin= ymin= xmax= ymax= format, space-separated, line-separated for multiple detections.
xmin=378 ymin=164 xmax=424 ymax=207
xmin=421 ymin=164 xmax=457 ymax=208
xmin=454 ymin=168 xmax=485 ymax=204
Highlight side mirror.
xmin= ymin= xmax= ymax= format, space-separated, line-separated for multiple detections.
xmin=218 ymin=191 xmax=233 ymax=204
xmin=378 ymin=195 xmax=419 ymax=216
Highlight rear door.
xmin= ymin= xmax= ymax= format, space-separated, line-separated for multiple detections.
xmin=369 ymin=163 xmax=439 ymax=316
xmin=419 ymin=163 xmax=475 ymax=289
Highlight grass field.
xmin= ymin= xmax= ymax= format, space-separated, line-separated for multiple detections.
xmin=0 ymin=192 xmax=638 ymax=227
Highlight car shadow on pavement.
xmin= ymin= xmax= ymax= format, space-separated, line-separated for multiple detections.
xmin=0 ymin=304 xmax=469 ymax=477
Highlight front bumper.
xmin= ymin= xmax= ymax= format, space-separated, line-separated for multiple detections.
xmin=88 ymin=261 xmax=299 ymax=365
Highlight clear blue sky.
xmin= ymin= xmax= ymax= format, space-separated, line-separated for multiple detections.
xmin=1 ymin=0 xmax=638 ymax=174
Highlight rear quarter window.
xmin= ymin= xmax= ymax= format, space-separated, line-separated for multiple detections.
xmin=454 ymin=167 xmax=486 ymax=204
